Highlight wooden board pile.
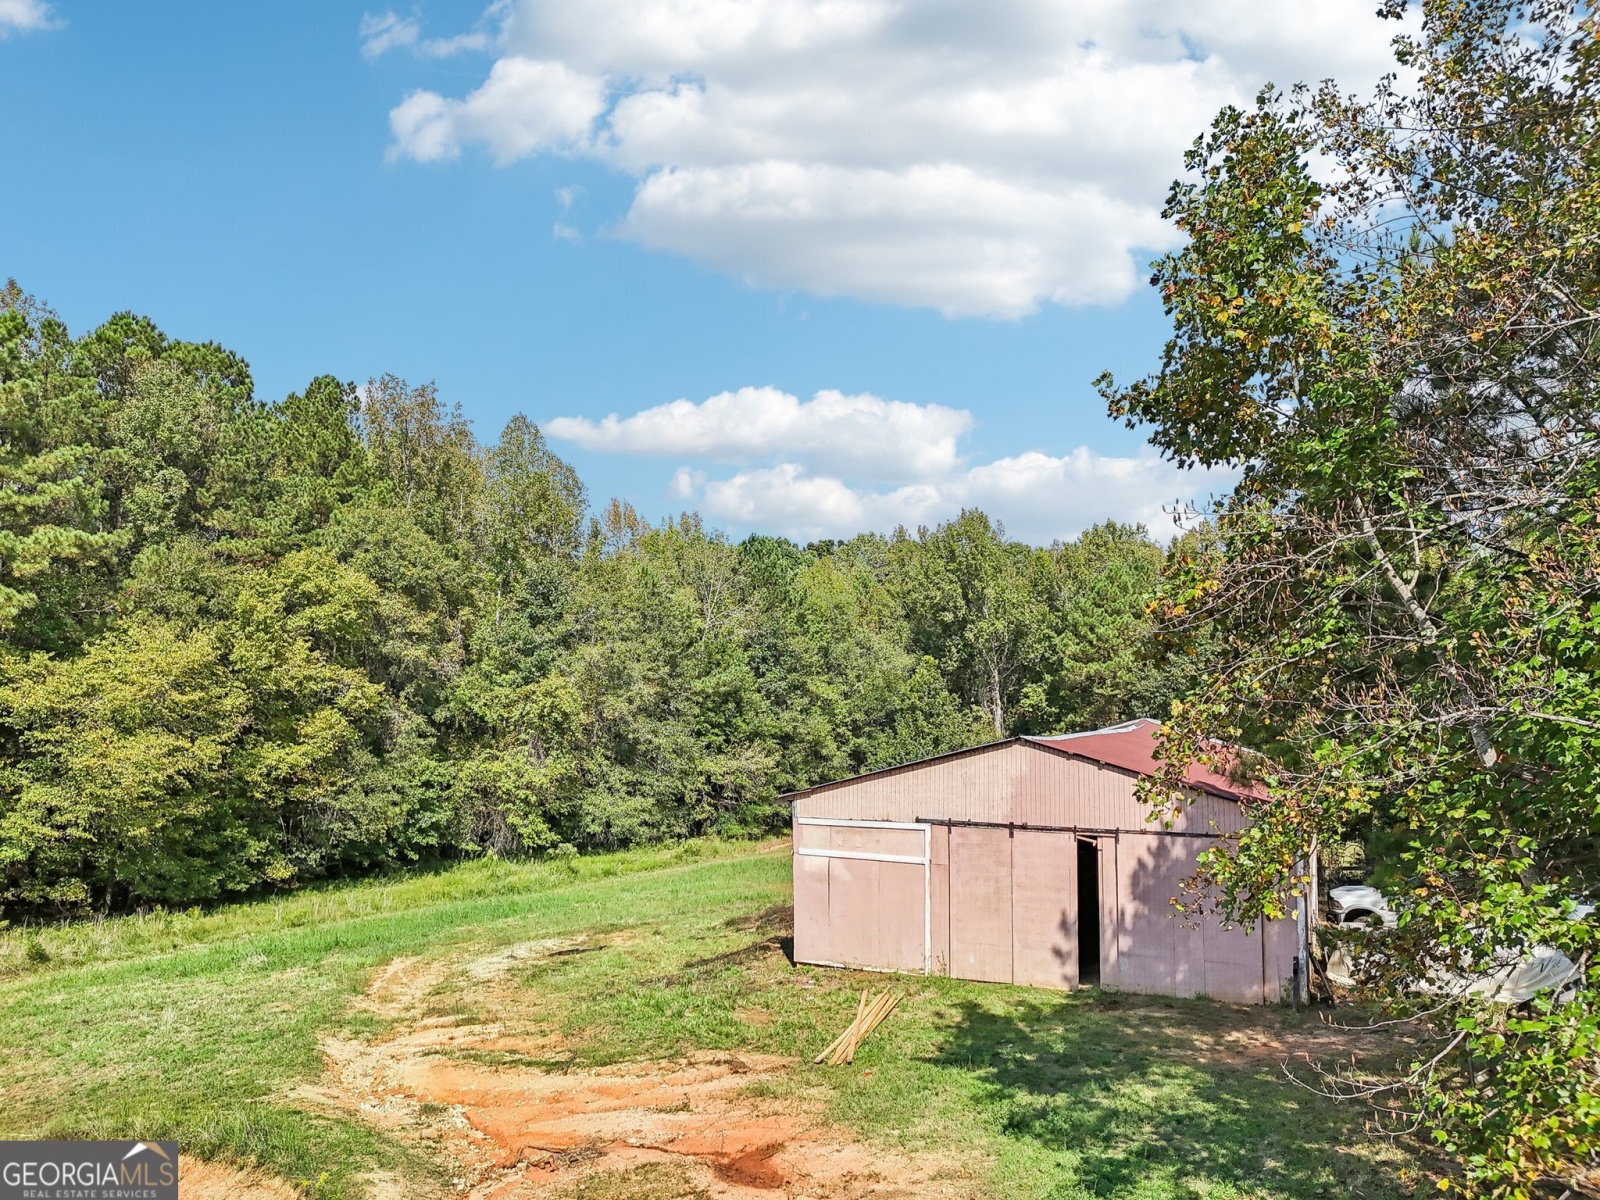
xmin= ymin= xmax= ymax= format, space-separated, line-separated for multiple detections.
xmin=813 ymin=988 xmax=903 ymax=1066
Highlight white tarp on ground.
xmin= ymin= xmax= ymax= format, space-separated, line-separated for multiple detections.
xmin=1324 ymin=942 xmax=1580 ymax=1002
xmin=1457 ymin=946 xmax=1580 ymax=1004
xmin=1323 ymin=894 xmax=1589 ymax=1003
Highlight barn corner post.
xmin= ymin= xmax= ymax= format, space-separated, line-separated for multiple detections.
xmin=1293 ymin=877 xmax=1306 ymax=1011
xmin=1295 ymin=836 xmax=1320 ymax=1009
xmin=1290 ymin=847 xmax=1315 ymax=1010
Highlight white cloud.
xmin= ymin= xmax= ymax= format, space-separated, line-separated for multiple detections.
xmin=622 ymin=164 xmax=1170 ymax=314
xmin=960 ymin=448 xmax=1220 ymax=541
xmin=361 ymin=8 xmax=497 ymax=59
xmin=360 ymin=11 xmax=419 ymax=59
xmin=380 ymin=0 xmax=1413 ymax=316
xmin=418 ymin=30 xmax=493 ymax=56
xmin=549 ymin=386 xmax=1232 ymax=542
xmin=702 ymin=464 xmax=943 ymax=538
xmin=548 ymin=386 xmax=973 ymax=482
xmin=388 ymin=57 xmax=606 ymax=164
xmin=692 ymin=452 xmax=1228 ymax=544
xmin=668 ymin=466 xmax=705 ymax=498
xmin=0 ymin=0 xmax=56 ymax=35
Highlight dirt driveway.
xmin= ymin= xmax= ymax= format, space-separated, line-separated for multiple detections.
xmin=293 ymin=937 xmax=980 ymax=1199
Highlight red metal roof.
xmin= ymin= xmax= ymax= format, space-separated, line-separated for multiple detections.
xmin=1026 ymin=719 xmax=1266 ymax=803
xmin=781 ymin=719 xmax=1268 ymax=806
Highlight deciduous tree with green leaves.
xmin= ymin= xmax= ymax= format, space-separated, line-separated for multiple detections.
xmin=890 ymin=509 xmax=1046 ymax=737
xmin=1100 ymin=2 xmax=1600 ymax=1193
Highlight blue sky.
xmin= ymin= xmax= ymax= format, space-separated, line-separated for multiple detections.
xmin=0 ymin=0 xmax=1403 ymax=544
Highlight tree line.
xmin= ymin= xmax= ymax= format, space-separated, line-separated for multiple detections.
xmin=0 ymin=284 xmax=1197 ymax=913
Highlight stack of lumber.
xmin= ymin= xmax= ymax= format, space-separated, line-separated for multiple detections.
xmin=813 ymin=988 xmax=902 ymax=1066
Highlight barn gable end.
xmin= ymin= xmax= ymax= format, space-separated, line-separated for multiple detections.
xmin=791 ymin=738 xmax=1247 ymax=836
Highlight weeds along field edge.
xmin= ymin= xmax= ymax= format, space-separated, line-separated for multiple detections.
xmin=0 ymin=836 xmax=786 ymax=979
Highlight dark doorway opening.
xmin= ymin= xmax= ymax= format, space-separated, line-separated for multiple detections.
xmin=1077 ymin=839 xmax=1101 ymax=986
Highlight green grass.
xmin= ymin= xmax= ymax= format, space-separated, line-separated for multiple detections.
xmin=0 ymin=839 xmax=1422 ymax=1200
xmin=0 ymin=837 xmax=752 ymax=978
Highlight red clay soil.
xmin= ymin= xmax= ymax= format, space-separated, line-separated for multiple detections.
xmin=179 ymin=1155 xmax=302 ymax=1200
xmin=296 ymin=941 xmax=979 ymax=1199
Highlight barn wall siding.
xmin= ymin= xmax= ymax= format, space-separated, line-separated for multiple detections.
xmin=1011 ymin=830 xmax=1078 ymax=988
xmin=948 ymin=827 xmax=1013 ymax=983
xmin=792 ymin=741 xmax=1246 ymax=836
xmin=790 ymin=741 xmax=1301 ymax=1004
xmin=929 ymin=824 xmax=951 ymax=975
xmin=1113 ymin=831 xmax=1188 ymax=997
xmin=810 ymin=855 xmax=926 ymax=973
xmin=793 ymin=850 xmax=830 ymax=967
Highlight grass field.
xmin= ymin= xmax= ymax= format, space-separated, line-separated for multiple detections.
xmin=0 ymin=839 xmax=1424 ymax=1200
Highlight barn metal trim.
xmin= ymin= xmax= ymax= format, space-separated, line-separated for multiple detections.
xmin=783 ymin=739 xmax=1022 ymax=803
xmin=795 ymin=848 xmax=927 ymax=865
xmin=923 ymin=822 xmax=931 ymax=975
xmin=794 ymin=959 xmax=910 ymax=976
xmin=916 ymin=816 xmax=1228 ymax=840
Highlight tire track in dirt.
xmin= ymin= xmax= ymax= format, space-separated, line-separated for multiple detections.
xmin=179 ymin=1154 xmax=303 ymax=1200
xmin=296 ymin=938 xmax=980 ymax=1199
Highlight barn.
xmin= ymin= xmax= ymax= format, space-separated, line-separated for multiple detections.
xmin=789 ymin=719 xmax=1306 ymax=1005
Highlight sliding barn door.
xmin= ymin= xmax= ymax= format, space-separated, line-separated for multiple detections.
xmin=948 ymin=826 xmax=1013 ymax=983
